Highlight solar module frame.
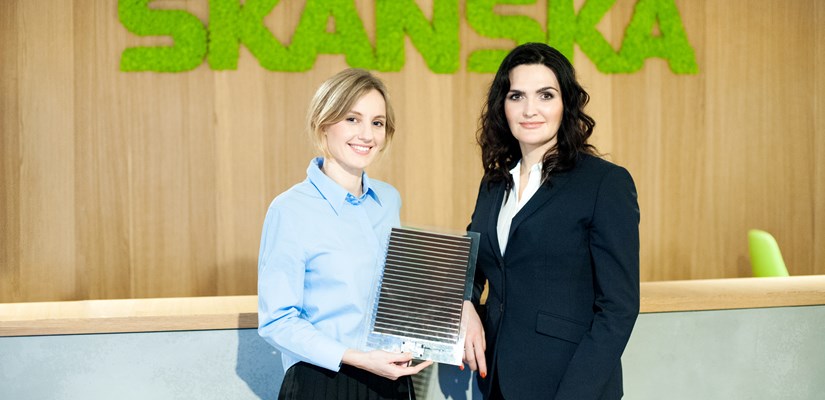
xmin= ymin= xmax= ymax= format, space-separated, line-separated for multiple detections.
xmin=367 ymin=227 xmax=479 ymax=365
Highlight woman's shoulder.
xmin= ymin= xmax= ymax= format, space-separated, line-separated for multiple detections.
xmin=572 ymin=154 xmax=636 ymax=201
xmin=267 ymin=180 xmax=322 ymax=214
xmin=576 ymin=153 xmax=632 ymax=178
xmin=368 ymin=178 xmax=401 ymax=204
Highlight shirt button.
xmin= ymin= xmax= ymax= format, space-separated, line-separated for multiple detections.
xmin=500 ymin=303 xmax=505 ymax=312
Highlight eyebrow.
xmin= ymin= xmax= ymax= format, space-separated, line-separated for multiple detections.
xmin=348 ymin=110 xmax=386 ymax=119
xmin=509 ymin=86 xmax=560 ymax=94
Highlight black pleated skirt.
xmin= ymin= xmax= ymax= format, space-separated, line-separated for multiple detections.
xmin=279 ymin=362 xmax=416 ymax=400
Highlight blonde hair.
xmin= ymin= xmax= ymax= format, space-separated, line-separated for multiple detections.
xmin=307 ymin=68 xmax=396 ymax=155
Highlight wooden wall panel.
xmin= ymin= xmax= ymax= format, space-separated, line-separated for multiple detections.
xmin=0 ymin=0 xmax=823 ymax=302
xmin=214 ymin=64 xmax=268 ymax=296
xmin=12 ymin=1 xmax=78 ymax=301
xmin=815 ymin=1 xmax=825 ymax=280
xmin=0 ymin=0 xmax=21 ymax=302
xmin=610 ymin=0 xmax=822 ymax=280
xmin=608 ymin=0 xmax=705 ymax=280
xmin=73 ymin=0 xmax=132 ymax=299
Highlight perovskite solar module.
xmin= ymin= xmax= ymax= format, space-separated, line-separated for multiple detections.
xmin=367 ymin=227 xmax=479 ymax=365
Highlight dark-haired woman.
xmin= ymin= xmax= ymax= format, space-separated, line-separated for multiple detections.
xmin=460 ymin=43 xmax=640 ymax=399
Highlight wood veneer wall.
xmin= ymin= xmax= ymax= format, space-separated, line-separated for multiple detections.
xmin=1 ymin=0 xmax=823 ymax=302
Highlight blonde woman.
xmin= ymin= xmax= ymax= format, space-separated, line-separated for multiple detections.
xmin=258 ymin=69 xmax=431 ymax=400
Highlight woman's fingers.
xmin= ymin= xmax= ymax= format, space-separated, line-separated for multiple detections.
xmin=375 ymin=351 xmax=435 ymax=380
xmin=460 ymin=300 xmax=487 ymax=376
xmin=473 ymin=341 xmax=487 ymax=378
xmin=387 ymin=351 xmax=413 ymax=365
xmin=408 ymin=360 xmax=433 ymax=374
xmin=464 ymin=346 xmax=477 ymax=371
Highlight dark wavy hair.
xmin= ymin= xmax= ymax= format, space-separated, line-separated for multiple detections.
xmin=477 ymin=43 xmax=597 ymax=189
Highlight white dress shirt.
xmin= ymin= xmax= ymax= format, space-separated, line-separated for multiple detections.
xmin=497 ymin=160 xmax=543 ymax=255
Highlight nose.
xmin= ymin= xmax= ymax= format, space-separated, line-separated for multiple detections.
xmin=522 ymin=97 xmax=537 ymax=118
xmin=357 ymin=121 xmax=374 ymax=142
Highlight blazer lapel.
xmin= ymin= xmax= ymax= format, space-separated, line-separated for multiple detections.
xmin=508 ymin=170 xmax=573 ymax=240
xmin=486 ymin=182 xmax=506 ymax=265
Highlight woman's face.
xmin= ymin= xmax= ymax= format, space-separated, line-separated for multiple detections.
xmin=504 ymin=63 xmax=564 ymax=157
xmin=323 ymin=89 xmax=387 ymax=176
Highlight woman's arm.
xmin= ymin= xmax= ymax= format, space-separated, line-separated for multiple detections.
xmin=464 ymin=183 xmax=489 ymax=376
xmin=555 ymin=166 xmax=641 ymax=400
xmin=257 ymin=204 xmax=350 ymax=371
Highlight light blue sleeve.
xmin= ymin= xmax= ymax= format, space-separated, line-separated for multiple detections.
xmin=256 ymin=200 xmax=349 ymax=371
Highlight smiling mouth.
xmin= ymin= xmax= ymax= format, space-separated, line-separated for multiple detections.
xmin=349 ymin=143 xmax=373 ymax=154
xmin=520 ymin=122 xmax=544 ymax=129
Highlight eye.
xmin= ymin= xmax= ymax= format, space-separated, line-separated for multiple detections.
xmin=508 ymin=93 xmax=523 ymax=101
xmin=540 ymin=91 xmax=556 ymax=100
xmin=373 ymin=120 xmax=385 ymax=127
xmin=345 ymin=116 xmax=358 ymax=123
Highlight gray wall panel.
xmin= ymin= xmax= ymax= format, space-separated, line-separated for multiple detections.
xmin=2 ymin=305 xmax=823 ymax=399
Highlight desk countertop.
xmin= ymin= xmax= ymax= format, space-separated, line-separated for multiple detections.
xmin=2 ymin=276 xmax=824 ymax=337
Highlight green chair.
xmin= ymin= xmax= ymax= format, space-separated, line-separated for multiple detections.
xmin=747 ymin=229 xmax=789 ymax=277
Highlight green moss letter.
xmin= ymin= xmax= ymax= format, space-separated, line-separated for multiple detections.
xmin=289 ymin=0 xmax=375 ymax=71
xmin=119 ymin=0 xmax=207 ymax=72
xmin=208 ymin=0 xmax=291 ymax=70
xmin=548 ymin=0 xmax=627 ymax=73
xmin=466 ymin=0 xmax=546 ymax=73
xmin=375 ymin=0 xmax=460 ymax=73
xmin=619 ymin=0 xmax=698 ymax=73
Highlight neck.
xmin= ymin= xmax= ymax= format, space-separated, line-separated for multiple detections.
xmin=519 ymin=145 xmax=550 ymax=175
xmin=520 ymin=140 xmax=555 ymax=169
xmin=322 ymin=158 xmax=363 ymax=196
xmin=521 ymin=149 xmax=544 ymax=173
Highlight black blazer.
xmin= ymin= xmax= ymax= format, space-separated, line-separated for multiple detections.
xmin=468 ymin=154 xmax=640 ymax=400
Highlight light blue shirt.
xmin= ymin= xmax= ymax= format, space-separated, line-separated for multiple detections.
xmin=257 ymin=157 xmax=401 ymax=372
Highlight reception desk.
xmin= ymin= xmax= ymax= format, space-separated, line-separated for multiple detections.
xmin=2 ymin=276 xmax=825 ymax=399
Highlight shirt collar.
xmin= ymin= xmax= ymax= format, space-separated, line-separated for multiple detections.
xmin=508 ymin=159 xmax=543 ymax=176
xmin=508 ymin=159 xmax=543 ymax=196
xmin=307 ymin=157 xmax=381 ymax=215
